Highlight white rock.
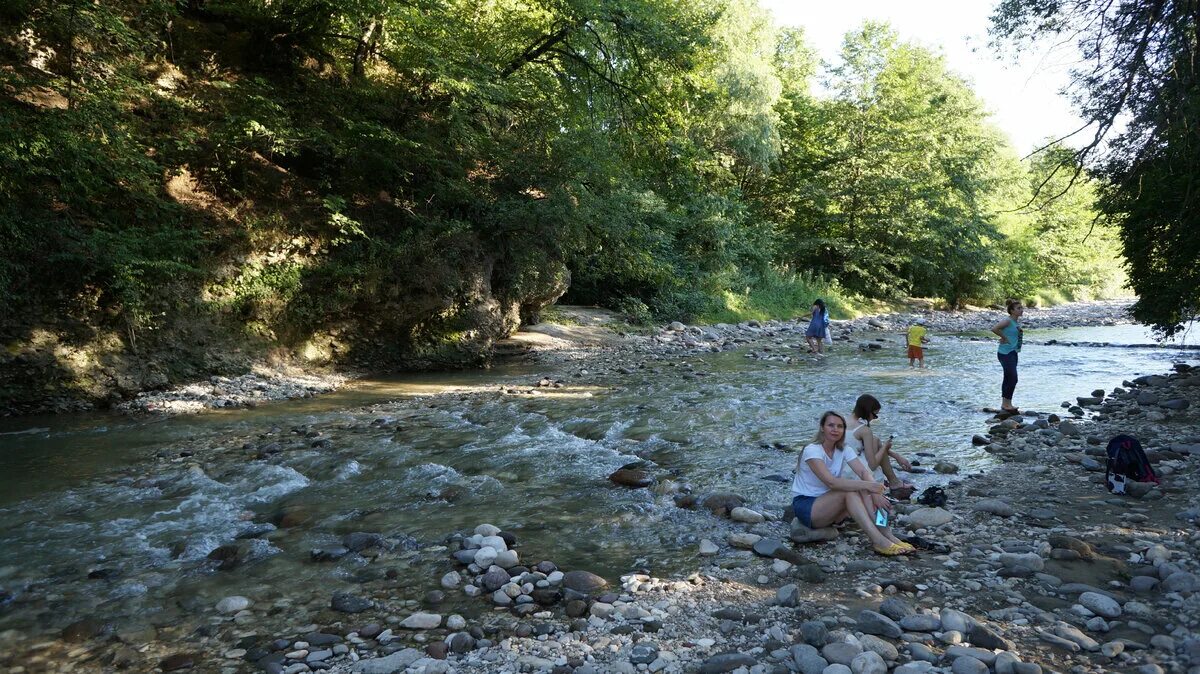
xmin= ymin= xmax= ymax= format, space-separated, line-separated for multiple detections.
xmin=216 ymin=596 xmax=252 ymax=614
xmin=1079 ymin=592 xmax=1122 ymax=618
xmin=440 ymin=571 xmax=461 ymax=589
xmin=494 ymin=549 xmax=519 ymax=568
xmin=730 ymin=507 xmax=765 ymax=524
xmin=906 ymin=507 xmax=954 ymax=528
xmin=728 ymin=533 xmax=762 ymax=549
xmin=474 ymin=524 xmax=501 ymax=537
xmin=478 ymin=535 xmax=508 ymax=551
xmin=446 ymin=615 xmax=466 ymax=630
xmin=590 ymin=602 xmax=616 ymax=619
xmin=699 ymin=539 xmax=719 ymax=555
xmin=400 ymin=612 xmax=442 ymax=629
xmin=473 ymin=547 xmax=498 ymax=568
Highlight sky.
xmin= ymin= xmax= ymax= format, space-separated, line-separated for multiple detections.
xmin=758 ymin=0 xmax=1086 ymax=156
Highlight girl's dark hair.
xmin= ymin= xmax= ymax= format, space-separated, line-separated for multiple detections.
xmin=813 ymin=298 xmax=827 ymax=315
xmin=813 ymin=410 xmax=847 ymax=448
xmin=853 ymin=394 xmax=881 ymax=422
xmin=1005 ymin=298 xmax=1022 ymax=315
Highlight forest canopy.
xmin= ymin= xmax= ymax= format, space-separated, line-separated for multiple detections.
xmin=0 ymin=0 xmax=1128 ymax=356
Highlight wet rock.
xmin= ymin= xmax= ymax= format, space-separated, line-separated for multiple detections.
xmin=206 ymin=543 xmax=243 ymax=571
xmin=331 ymin=592 xmax=373 ymax=613
xmin=61 ymin=618 xmax=107 ymax=642
xmin=159 ymin=653 xmax=198 ymax=671
xmin=343 ymin=532 xmax=384 ymax=552
xmin=608 ymin=468 xmax=654 ymax=488
xmin=701 ymin=493 xmax=745 ymax=517
xmin=216 ymin=596 xmax=251 ymax=614
xmin=311 ymin=545 xmax=350 ymax=562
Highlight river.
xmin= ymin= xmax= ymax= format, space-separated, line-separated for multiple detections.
xmin=0 ymin=323 xmax=1194 ymax=648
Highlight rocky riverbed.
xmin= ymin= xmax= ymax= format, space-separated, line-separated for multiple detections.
xmin=211 ymin=371 xmax=1196 ymax=674
xmin=6 ymin=299 xmax=1200 ymax=674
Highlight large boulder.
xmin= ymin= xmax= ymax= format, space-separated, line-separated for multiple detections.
xmin=561 ymin=570 xmax=608 ymax=597
xmin=905 ymin=507 xmax=954 ymax=528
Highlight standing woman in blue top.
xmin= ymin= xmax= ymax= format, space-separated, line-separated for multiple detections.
xmin=805 ymin=299 xmax=829 ymax=354
xmin=991 ymin=299 xmax=1024 ymax=412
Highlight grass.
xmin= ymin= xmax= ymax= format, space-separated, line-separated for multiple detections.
xmin=698 ymin=270 xmax=863 ymax=324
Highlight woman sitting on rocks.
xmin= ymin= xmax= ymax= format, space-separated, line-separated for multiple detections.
xmin=792 ymin=411 xmax=914 ymax=556
xmin=845 ymin=394 xmax=915 ymax=499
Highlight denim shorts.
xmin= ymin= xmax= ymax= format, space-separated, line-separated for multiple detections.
xmin=791 ymin=494 xmax=818 ymax=528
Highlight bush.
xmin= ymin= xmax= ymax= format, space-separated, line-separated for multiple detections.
xmin=615 ymin=297 xmax=654 ymax=325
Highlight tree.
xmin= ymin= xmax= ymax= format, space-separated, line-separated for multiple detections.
xmin=758 ymin=23 xmax=1010 ymax=305
xmin=991 ymin=0 xmax=1200 ymax=335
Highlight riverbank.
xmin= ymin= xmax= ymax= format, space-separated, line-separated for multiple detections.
xmin=101 ymin=300 xmax=1138 ymax=419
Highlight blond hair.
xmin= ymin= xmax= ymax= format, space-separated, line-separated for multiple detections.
xmin=812 ymin=410 xmax=847 ymax=449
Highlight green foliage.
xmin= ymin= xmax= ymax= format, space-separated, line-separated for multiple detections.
xmin=0 ymin=0 xmax=1135 ymax=367
xmin=991 ymin=0 xmax=1199 ymax=335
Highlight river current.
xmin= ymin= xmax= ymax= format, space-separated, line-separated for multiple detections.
xmin=0 ymin=323 xmax=1194 ymax=643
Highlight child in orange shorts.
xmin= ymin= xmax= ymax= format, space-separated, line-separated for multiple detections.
xmin=906 ymin=318 xmax=930 ymax=368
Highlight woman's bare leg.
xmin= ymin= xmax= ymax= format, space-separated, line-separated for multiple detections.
xmin=811 ymin=491 xmax=892 ymax=549
xmin=852 ymin=491 xmax=903 ymax=545
xmin=878 ymin=454 xmax=904 ymax=487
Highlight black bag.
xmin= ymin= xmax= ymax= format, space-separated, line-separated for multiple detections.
xmin=916 ymin=486 xmax=946 ymax=507
xmin=1105 ymin=434 xmax=1159 ymax=494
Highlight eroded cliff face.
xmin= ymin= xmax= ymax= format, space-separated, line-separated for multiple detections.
xmin=0 ymin=241 xmax=570 ymax=416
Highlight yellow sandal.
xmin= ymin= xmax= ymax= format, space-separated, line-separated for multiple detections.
xmin=873 ymin=543 xmax=908 ymax=557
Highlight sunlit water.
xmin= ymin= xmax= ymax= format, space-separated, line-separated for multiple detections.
xmin=0 ymin=324 xmax=1195 ymax=639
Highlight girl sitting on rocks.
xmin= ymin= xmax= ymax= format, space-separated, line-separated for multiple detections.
xmin=845 ymin=394 xmax=915 ymax=499
xmin=792 ymin=410 xmax=914 ymax=556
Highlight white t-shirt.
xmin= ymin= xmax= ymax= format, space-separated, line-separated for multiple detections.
xmin=792 ymin=443 xmax=859 ymax=498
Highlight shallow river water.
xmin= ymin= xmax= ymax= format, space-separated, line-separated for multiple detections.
xmin=0 ymin=324 xmax=1194 ymax=642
